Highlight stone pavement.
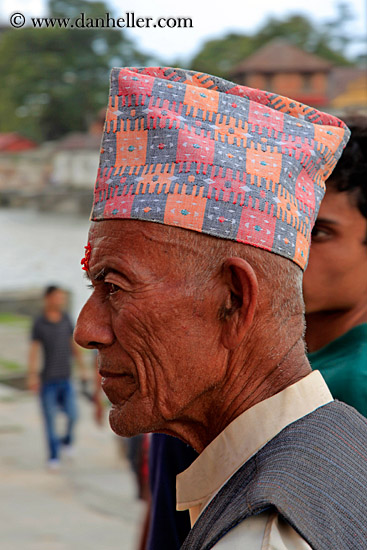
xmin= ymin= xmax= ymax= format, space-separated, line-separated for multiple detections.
xmin=0 ymin=384 xmax=146 ymax=550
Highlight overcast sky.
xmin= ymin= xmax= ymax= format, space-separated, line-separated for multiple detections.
xmin=1 ymin=0 xmax=366 ymax=63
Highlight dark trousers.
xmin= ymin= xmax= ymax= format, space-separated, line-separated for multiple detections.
xmin=40 ymin=379 xmax=78 ymax=460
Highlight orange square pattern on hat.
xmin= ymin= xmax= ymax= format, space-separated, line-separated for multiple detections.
xmin=116 ymin=128 xmax=148 ymax=167
xmin=245 ymin=147 xmax=283 ymax=184
xmin=164 ymin=190 xmax=208 ymax=232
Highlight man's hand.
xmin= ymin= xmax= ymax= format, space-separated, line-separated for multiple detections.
xmin=94 ymin=362 xmax=104 ymax=426
xmin=27 ymin=372 xmax=40 ymax=393
xmin=94 ymin=393 xmax=104 ymax=426
xmin=27 ymin=340 xmax=40 ymax=393
xmin=72 ymin=339 xmax=88 ymax=380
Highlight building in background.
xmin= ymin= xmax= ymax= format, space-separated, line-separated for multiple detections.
xmin=328 ymin=67 xmax=367 ymax=113
xmin=231 ymin=39 xmax=332 ymax=107
xmin=0 ymin=111 xmax=105 ymax=213
xmin=52 ymin=133 xmax=101 ymax=189
xmin=0 ymin=133 xmax=53 ymax=194
xmin=231 ymin=38 xmax=367 ymax=115
xmin=52 ymin=108 xmax=105 ymax=189
xmin=0 ymin=133 xmax=38 ymax=153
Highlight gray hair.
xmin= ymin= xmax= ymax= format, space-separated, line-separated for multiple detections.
xmin=164 ymin=225 xmax=305 ymax=327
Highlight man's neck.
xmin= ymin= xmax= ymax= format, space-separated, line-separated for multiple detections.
xmin=44 ymin=308 xmax=63 ymax=323
xmin=167 ymin=337 xmax=311 ymax=453
xmin=305 ymin=305 xmax=367 ymax=353
xmin=210 ymin=338 xmax=311 ymax=440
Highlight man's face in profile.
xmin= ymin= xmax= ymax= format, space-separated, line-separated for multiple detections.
xmin=74 ymin=220 xmax=226 ymax=439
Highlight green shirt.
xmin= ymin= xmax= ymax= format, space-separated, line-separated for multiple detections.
xmin=308 ymin=324 xmax=367 ymax=418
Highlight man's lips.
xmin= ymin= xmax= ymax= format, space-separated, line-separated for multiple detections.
xmin=99 ymin=369 xmax=136 ymax=404
xmin=99 ymin=369 xmax=128 ymax=378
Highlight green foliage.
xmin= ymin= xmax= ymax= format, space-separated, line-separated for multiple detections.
xmin=0 ymin=0 xmax=152 ymax=141
xmin=253 ymin=14 xmax=318 ymax=50
xmin=253 ymin=14 xmax=353 ymax=66
xmin=49 ymin=0 xmax=111 ymax=18
xmin=0 ymin=313 xmax=30 ymax=328
xmin=0 ymin=358 xmax=22 ymax=371
xmin=191 ymin=33 xmax=256 ymax=79
xmin=190 ymin=8 xmax=357 ymax=79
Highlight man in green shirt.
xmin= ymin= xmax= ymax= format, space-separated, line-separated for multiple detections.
xmin=303 ymin=116 xmax=367 ymax=416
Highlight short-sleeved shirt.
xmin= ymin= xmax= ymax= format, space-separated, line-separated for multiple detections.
xmin=31 ymin=313 xmax=74 ymax=383
xmin=308 ymin=323 xmax=367 ymax=417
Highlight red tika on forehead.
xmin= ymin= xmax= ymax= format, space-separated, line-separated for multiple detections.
xmin=81 ymin=242 xmax=92 ymax=272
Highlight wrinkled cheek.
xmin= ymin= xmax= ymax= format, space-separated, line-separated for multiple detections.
xmin=120 ymin=327 xmax=171 ymax=399
xmin=153 ymin=362 xmax=206 ymax=419
xmin=120 ymin=336 xmax=164 ymax=402
xmin=134 ymin=353 xmax=158 ymax=399
xmin=130 ymin=350 xmax=179 ymax=418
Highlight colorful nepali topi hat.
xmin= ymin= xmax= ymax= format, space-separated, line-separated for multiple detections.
xmin=91 ymin=67 xmax=350 ymax=269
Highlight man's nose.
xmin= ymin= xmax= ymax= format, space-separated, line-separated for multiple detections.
xmin=74 ymin=294 xmax=114 ymax=349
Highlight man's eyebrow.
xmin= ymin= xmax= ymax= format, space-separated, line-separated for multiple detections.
xmin=86 ymin=267 xmax=127 ymax=282
xmin=83 ymin=268 xmax=106 ymax=282
xmin=94 ymin=267 xmax=108 ymax=281
xmin=314 ymin=217 xmax=339 ymax=226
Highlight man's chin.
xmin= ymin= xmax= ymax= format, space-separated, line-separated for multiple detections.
xmin=109 ymin=404 xmax=152 ymax=438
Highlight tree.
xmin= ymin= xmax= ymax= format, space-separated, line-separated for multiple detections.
xmin=190 ymin=33 xmax=256 ymax=79
xmin=190 ymin=9 xmax=358 ymax=80
xmin=253 ymin=13 xmax=353 ymax=66
xmin=0 ymin=0 xmax=152 ymax=141
xmin=323 ymin=2 xmax=357 ymax=54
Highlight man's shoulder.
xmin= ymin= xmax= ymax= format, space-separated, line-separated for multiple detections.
xmin=270 ymin=400 xmax=367 ymax=453
xmin=61 ymin=312 xmax=74 ymax=330
xmin=212 ymin=512 xmax=312 ymax=550
xmin=309 ymin=324 xmax=367 ymax=369
xmin=304 ymin=398 xmax=366 ymax=424
xmin=32 ymin=314 xmax=45 ymax=325
xmin=31 ymin=314 xmax=46 ymax=337
xmin=235 ymin=400 xmax=367 ymax=481
xmin=182 ymin=401 xmax=367 ymax=550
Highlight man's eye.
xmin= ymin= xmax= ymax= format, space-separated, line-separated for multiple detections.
xmin=311 ymin=226 xmax=330 ymax=241
xmin=106 ymin=282 xmax=121 ymax=295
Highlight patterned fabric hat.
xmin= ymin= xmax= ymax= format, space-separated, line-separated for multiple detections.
xmin=91 ymin=67 xmax=350 ymax=269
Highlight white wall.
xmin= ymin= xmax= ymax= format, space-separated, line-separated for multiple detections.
xmin=53 ymin=151 xmax=99 ymax=188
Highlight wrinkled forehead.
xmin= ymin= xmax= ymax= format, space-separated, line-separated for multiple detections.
xmin=86 ymin=219 xmax=190 ymax=278
xmin=88 ymin=219 xmax=178 ymax=248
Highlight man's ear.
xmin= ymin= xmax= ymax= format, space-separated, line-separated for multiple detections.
xmin=219 ymin=257 xmax=258 ymax=350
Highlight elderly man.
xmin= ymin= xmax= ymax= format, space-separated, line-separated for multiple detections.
xmin=144 ymin=116 xmax=367 ymax=550
xmin=75 ymin=67 xmax=367 ymax=549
